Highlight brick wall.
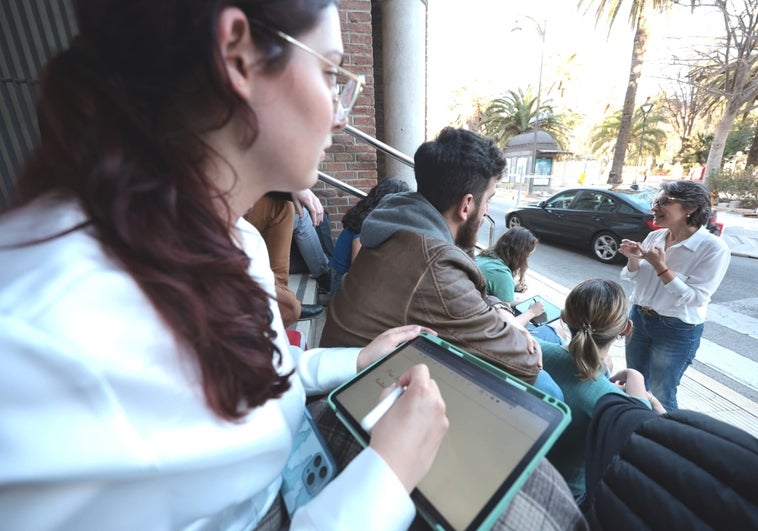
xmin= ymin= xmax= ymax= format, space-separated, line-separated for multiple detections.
xmin=315 ymin=0 xmax=379 ymax=238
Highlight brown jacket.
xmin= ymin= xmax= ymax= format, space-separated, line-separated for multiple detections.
xmin=320 ymin=230 xmax=539 ymax=384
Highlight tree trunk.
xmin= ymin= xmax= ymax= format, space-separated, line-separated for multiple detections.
xmin=705 ymin=105 xmax=741 ymax=180
xmin=607 ymin=5 xmax=649 ymax=184
xmin=747 ymin=122 xmax=758 ymax=167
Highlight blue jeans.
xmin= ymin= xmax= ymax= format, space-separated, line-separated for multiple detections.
xmin=626 ymin=305 xmax=704 ymax=411
xmin=292 ymin=208 xmax=330 ymax=279
xmin=526 ymin=323 xmax=563 ymax=345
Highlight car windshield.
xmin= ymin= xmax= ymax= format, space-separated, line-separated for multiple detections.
xmin=612 ymin=187 xmax=657 ymax=211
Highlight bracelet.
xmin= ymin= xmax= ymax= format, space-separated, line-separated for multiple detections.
xmin=657 ymin=268 xmax=669 ymax=277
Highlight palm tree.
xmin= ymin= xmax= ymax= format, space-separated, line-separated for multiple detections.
xmin=479 ymin=88 xmax=573 ymax=151
xmin=580 ymin=0 xmax=684 ymax=184
xmin=590 ymin=107 xmax=667 ymax=168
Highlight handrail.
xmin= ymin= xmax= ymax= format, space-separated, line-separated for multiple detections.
xmin=317 ymin=171 xmax=367 ymax=198
xmin=344 ymin=125 xmax=415 ymax=167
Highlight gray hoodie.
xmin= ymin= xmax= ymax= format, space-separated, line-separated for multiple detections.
xmin=360 ymin=192 xmax=453 ymax=249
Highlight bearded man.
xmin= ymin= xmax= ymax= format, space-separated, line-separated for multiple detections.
xmin=322 ymin=127 xmax=555 ymax=391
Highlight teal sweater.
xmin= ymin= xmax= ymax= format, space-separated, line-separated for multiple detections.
xmin=541 ymin=341 xmax=650 ymax=498
xmin=475 ymin=255 xmax=515 ymax=302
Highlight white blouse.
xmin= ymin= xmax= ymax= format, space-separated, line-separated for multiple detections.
xmin=0 ymin=194 xmax=414 ymax=530
xmin=621 ymin=227 xmax=731 ymax=324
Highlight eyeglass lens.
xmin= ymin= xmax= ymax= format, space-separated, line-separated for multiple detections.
xmin=335 ymin=78 xmax=362 ymax=121
xmin=652 ymin=197 xmax=678 ymax=208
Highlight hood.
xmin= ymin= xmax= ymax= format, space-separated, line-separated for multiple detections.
xmin=360 ymin=192 xmax=454 ymax=249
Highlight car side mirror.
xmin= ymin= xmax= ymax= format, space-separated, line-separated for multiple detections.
xmin=539 ymin=201 xmax=547 ymax=208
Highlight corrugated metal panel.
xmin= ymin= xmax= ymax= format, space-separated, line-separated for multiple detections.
xmin=0 ymin=0 xmax=77 ymax=207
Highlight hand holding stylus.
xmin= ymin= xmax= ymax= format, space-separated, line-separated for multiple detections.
xmin=361 ymin=385 xmax=406 ymax=431
xmin=368 ymin=364 xmax=448 ymax=493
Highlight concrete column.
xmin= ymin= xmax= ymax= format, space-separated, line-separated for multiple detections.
xmin=381 ymin=0 xmax=427 ymax=188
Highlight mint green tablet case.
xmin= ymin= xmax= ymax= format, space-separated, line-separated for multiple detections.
xmin=328 ymin=332 xmax=570 ymax=531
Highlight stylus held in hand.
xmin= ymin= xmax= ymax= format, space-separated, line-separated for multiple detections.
xmin=360 ymin=385 xmax=406 ymax=432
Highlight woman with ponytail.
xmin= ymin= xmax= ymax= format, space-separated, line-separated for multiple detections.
xmin=0 ymin=1 xmax=449 ymax=528
xmin=540 ymin=279 xmax=663 ymax=502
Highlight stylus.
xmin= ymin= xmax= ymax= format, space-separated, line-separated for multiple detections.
xmin=360 ymin=385 xmax=406 ymax=432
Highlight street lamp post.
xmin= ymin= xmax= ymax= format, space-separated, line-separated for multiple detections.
xmin=512 ymin=16 xmax=546 ymax=204
xmin=635 ymin=100 xmax=654 ymax=185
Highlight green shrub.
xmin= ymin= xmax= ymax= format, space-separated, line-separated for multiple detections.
xmin=707 ymin=168 xmax=758 ymax=205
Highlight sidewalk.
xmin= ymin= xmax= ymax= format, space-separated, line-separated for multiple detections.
xmin=525 ymin=268 xmax=758 ymax=438
xmin=715 ymin=208 xmax=758 ymax=259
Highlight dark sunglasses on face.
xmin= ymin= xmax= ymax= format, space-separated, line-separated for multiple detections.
xmin=651 ymin=196 xmax=682 ymax=209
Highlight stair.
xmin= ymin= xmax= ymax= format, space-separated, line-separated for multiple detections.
xmin=287 ymin=273 xmax=326 ymax=348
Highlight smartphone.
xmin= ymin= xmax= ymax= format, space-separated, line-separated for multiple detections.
xmin=281 ymin=409 xmax=337 ymax=517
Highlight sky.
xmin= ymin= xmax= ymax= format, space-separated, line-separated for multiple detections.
xmin=426 ymin=0 xmax=722 ymax=156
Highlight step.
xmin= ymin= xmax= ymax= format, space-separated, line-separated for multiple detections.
xmin=287 ymin=273 xmax=323 ymax=348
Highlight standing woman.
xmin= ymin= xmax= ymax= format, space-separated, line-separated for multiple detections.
xmin=0 ymin=1 xmax=448 ymax=529
xmin=619 ymin=181 xmax=730 ymax=411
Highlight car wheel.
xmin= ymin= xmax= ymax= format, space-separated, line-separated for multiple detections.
xmin=507 ymin=214 xmax=523 ymax=229
xmin=592 ymin=232 xmax=621 ymax=264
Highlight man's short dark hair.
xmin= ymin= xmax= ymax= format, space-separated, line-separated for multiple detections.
xmin=414 ymin=127 xmax=505 ymax=214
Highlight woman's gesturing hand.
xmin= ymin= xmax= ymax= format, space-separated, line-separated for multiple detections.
xmin=619 ymin=239 xmax=643 ymax=259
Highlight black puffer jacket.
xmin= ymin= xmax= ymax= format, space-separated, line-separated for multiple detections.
xmin=584 ymin=393 xmax=758 ymax=531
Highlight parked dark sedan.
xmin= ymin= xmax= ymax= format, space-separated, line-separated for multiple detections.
xmin=505 ymin=186 xmax=659 ymax=263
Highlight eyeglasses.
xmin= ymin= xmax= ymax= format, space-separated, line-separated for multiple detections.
xmin=269 ymin=29 xmax=365 ymax=122
xmin=651 ymin=196 xmax=682 ymax=209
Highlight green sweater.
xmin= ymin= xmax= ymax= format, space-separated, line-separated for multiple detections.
xmin=541 ymin=341 xmax=650 ymax=498
xmin=475 ymin=255 xmax=515 ymax=302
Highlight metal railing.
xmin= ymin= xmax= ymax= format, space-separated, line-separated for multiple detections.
xmin=344 ymin=125 xmax=415 ymax=167
xmin=317 ymin=171 xmax=367 ymax=198
xmin=317 ymin=124 xmax=496 ymax=247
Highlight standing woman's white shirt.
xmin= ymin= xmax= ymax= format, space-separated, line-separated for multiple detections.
xmin=621 ymin=227 xmax=730 ymax=323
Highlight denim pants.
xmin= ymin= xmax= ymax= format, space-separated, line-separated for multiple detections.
xmin=526 ymin=323 xmax=563 ymax=345
xmin=626 ymin=305 xmax=704 ymax=411
xmin=292 ymin=208 xmax=330 ymax=279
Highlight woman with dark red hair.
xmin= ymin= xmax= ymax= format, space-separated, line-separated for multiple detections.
xmin=0 ymin=1 xmax=447 ymax=528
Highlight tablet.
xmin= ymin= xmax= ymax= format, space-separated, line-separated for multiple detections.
xmin=512 ymin=295 xmax=562 ymax=325
xmin=328 ymin=333 xmax=570 ymax=531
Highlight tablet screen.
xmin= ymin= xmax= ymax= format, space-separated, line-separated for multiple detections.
xmin=329 ymin=335 xmax=568 ymax=530
xmin=513 ymin=295 xmax=562 ymax=325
